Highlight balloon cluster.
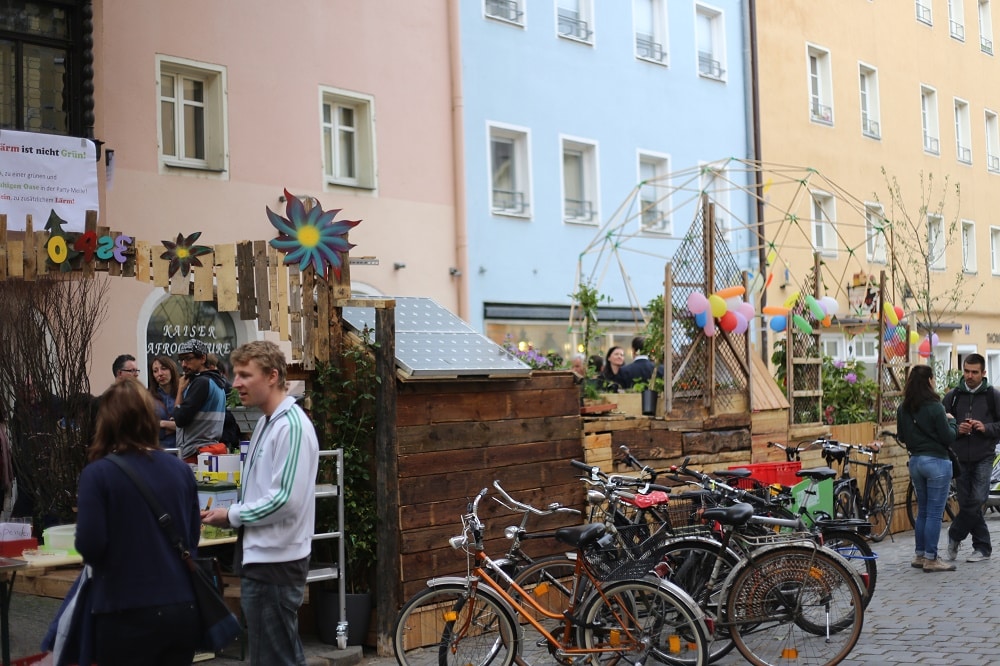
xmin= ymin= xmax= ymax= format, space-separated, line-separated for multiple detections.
xmin=881 ymin=303 xmax=917 ymax=359
xmin=686 ymin=286 xmax=755 ymax=338
xmin=761 ymin=293 xmax=840 ymax=334
xmin=917 ymin=333 xmax=940 ymax=358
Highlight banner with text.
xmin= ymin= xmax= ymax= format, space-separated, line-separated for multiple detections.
xmin=0 ymin=129 xmax=99 ymax=232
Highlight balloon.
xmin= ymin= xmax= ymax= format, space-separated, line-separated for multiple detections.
xmin=883 ymin=302 xmax=899 ymax=325
xmin=767 ymin=249 xmax=777 ymax=265
xmin=719 ymin=311 xmax=738 ymax=333
xmin=762 ymin=305 xmax=789 ymax=316
xmin=804 ymin=294 xmax=825 ymax=320
xmin=769 ymin=315 xmax=787 ymax=332
xmin=765 ymin=272 xmax=774 ymax=288
xmin=703 ymin=318 xmax=716 ymax=337
xmin=894 ymin=305 xmax=905 ymax=322
xmin=695 ymin=311 xmax=708 ymax=327
xmin=909 ymin=331 xmax=920 ymax=345
xmin=896 ymin=327 xmax=906 ymax=341
xmin=822 ymin=315 xmax=832 ymax=327
xmin=708 ymin=294 xmax=727 ymax=318
xmin=687 ymin=292 xmax=709 ymax=315
xmin=885 ymin=343 xmax=896 ymax=360
xmin=733 ymin=312 xmax=749 ymax=335
xmin=749 ymin=272 xmax=765 ymax=295
xmin=792 ymin=314 xmax=813 ymax=335
xmin=716 ymin=285 xmax=746 ymax=299
xmin=819 ymin=296 xmax=839 ymax=317
xmin=918 ymin=338 xmax=931 ymax=358
xmin=737 ymin=302 xmax=756 ymax=320
xmin=783 ymin=291 xmax=800 ymax=309
xmin=931 ymin=333 xmax=940 ymax=347
xmin=725 ymin=296 xmax=743 ymax=312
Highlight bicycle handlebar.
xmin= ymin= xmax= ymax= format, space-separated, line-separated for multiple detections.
xmin=491 ymin=480 xmax=582 ymax=517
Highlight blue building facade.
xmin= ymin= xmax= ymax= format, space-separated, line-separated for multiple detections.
xmin=460 ymin=1 xmax=755 ymax=360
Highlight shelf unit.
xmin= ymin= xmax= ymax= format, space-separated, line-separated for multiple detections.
xmin=308 ymin=448 xmax=347 ymax=649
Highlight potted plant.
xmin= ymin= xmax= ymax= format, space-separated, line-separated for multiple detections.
xmin=309 ymin=332 xmax=378 ymax=646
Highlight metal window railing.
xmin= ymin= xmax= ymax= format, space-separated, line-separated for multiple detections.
xmin=811 ymin=102 xmax=833 ymax=123
xmin=564 ymin=198 xmax=594 ymax=221
xmin=862 ymin=116 xmax=881 ymax=138
xmin=988 ymin=153 xmax=1000 ymax=172
xmin=558 ymin=11 xmax=592 ymax=41
xmin=698 ymin=51 xmax=724 ymax=78
xmin=924 ymin=134 xmax=940 ymax=154
xmin=641 ymin=203 xmax=667 ymax=231
xmin=957 ymin=143 xmax=972 ymax=163
xmin=951 ymin=20 xmax=966 ymax=40
xmin=635 ymin=33 xmax=665 ymax=62
xmin=485 ymin=0 xmax=523 ymax=23
xmin=492 ymin=189 xmax=527 ymax=214
xmin=916 ymin=2 xmax=932 ymax=24
xmin=983 ymin=35 xmax=994 ymax=54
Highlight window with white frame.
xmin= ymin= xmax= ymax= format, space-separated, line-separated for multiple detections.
xmin=991 ymin=226 xmax=1000 ymax=273
xmin=820 ymin=334 xmax=846 ymax=362
xmin=808 ymin=45 xmax=833 ymax=124
xmin=484 ymin=0 xmax=524 ymax=25
xmin=811 ymin=191 xmax=837 ymax=256
xmin=701 ymin=162 xmax=730 ymax=238
xmin=321 ymin=88 xmax=375 ymax=189
xmin=562 ymin=137 xmax=597 ymax=223
xmin=865 ymin=204 xmax=887 ymax=263
xmin=638 ymin=152 xmax=670 ymax=233
xmin=696 ymin=4 xmax=726 ymax=80
xmin=157 ymin=56 xmax=228 ymax=171
xmin=955 ymin=98 xmax=972 ymax=163
xmin=557 ymin=0 xmax=594 ymax=43
xmin=859 ymin=64 xmax=881 ymax=138
xmin=987 ymin=110 xmax=1000 ymax=171
xmin=489 ymin=124 xmax=531 ymax=216
xmin=928 ymin=214 xmax=946 ymax=269
xmin=962 ymin=219 xmax=978 ymax=272
xmin=849 ymin=334 xmax=878 ymax=362
xmin=949 ymin=0 xmax=966 ymax=39
xmin=916 ymin=0 xmax=933 ymax=24
xmin=633 ymin=0 xmax=667 ymax=63
xmin=987 ymin=350 xmax=1000 ymax=383
xmin=980 ymin=0 xmax=994 ymax=54
xmin=921 ymin=85 xmax=940 ymax=154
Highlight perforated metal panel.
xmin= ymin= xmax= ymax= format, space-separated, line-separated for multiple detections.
xmin=342 ymin=297 xmax=531 ymax=378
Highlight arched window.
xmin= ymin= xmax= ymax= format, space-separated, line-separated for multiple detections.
xmin=145 ymin=296 xmax=237 ymax=377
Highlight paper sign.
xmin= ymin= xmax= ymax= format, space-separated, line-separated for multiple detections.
xmin=0 ymin=522 xmax=33 ymax=541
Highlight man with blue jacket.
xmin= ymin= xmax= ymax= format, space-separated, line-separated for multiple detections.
xmin=174 ymin=339 xmax=226 ymax=460
xmin=202 ymin=340 xmax=318 ymax=666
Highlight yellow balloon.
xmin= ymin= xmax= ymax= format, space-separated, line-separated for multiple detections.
xmin=783 ymin=291 xmax=800 ymax=309
xmin=909 ymin=331 xmax=920 ymax=345
xmin=766 ymin=249 xmax=777 ymax=265
xmin=708 ymin=294 xmax=727 ymax=318
xmin=883 ymin=302 xmax=899 ymax=326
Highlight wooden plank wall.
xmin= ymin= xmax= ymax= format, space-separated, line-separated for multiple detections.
xmin=394 ymin=371 xmax=585 ymax=601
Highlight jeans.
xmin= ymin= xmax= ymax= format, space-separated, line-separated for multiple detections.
xmin=241 ymin=577 xmax=307 ymax=666
xmin=949 ymin=455 xmax=993 ymax=556
xmin=94 ymin=601 xmax=199 ymax=666
xmin=910 ymin=455 xmax=954 ymax=560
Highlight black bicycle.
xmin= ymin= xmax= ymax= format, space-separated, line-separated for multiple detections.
xmin=880 ymin=431 xmax=961 ymax=527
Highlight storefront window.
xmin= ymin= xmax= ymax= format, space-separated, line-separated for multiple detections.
xmin=145 ymin=296 xmax=237 ymax=376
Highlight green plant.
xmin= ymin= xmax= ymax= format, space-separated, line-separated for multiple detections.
xmin=569 ymin=281 xmax=609 ymax=364
xmin=310 ymin=331 xmax=379 ymax=594
xmin=821 ymin=358 xmax=878 ymax=425
xmin=501 ymin=335 xmax=553 ymax=369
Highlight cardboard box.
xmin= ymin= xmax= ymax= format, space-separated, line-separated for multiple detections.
xmin=197 ymin=480 xmax=238 ymax=512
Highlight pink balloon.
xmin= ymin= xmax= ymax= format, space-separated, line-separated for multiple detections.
xmin=733 ymin=311 xmax=749 ymax=335
xmin=703 ymin=318 xmax=716 ymax=337
xmin=737 ymin=302 xmax=756 ymax=320
xmin=687 ymin=292 xmax=709 ymax=315
xmin=719 ymin=311 xmax=738 ymax=333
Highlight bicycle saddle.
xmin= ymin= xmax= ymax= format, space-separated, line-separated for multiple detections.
xmin=715 ymin=468 xmax=752 ymax=479
xmin=554 ymin=522 xmax=606 ymax=548
xmin=796 ymin=466 xmax=838 ymax=481
xmin=701 ymin=502 xmax=754 ymax=526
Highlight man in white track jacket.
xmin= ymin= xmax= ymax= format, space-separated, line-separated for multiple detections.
xmin=202 ymin=340 xmax=318 ymax=666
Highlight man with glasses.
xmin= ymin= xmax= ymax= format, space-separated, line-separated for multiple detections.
xmin=174 ymin=339 xmax=226 ymax=461
xmin=112 ymin=354 xmax=140 ymax=382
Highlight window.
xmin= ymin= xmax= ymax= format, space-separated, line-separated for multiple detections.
xmin=700 ymin=162 xmax=730 ymax=238
xmin=484 ymin=0 xmax=524 ymax=24
xmin=696 ymin=4 xmax=726 ymax=80
xmin=916 ymin=0 xmax=933 ymax=24
xmin=561 ymin=137 xmax=598 ymax=223
xmin=987 ymin=110 xmax=1000 ymax=172
xmin=859 ymin=64 xmax=881 ymax=139
xmin=955 ymin=98 xmax=972 ymax=163
xmin=489 ymin=124 xmax=531 ymax=216
xmin=949 ymin=0 xmax=966 ymax=39
xmin=321 ymin=88 xmax=375 ymax=189
xmin=0 ymin=1 xmax=90 ymax=136
xmin=557 ymin=0 xmax=594 ymax=43
xmin=928 ymin=214 xmax=946 ymax=269
xmin=865 ymin=204 xmax=887 ymax=263
xmin=992 ymin=226 xmax=1000 ymax=273
xmin=807 ymin=45 xmax=833 ymax=124
xmin=638 ymin=152 xmax=670 ymax=233
xmin=633 ymin=0 xmax=667 ymax=63
xmin=962 ymin=220 xmax=978 ymax=272
xmin=849 ymin=334 xmax=878 ymax=362
xmin=811 ymin=191 xmax=837 ymax=256
xmin=158 ymin=56 xmax=227 ymax=171
xmin=921 ymin=85 xmax=940 ymax=154
xmin=820 ymin=334 xmax=846 ymax=362
xmin=981 ymin=0 xmax=995 ymax=54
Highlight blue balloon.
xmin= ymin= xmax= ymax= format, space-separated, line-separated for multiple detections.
xmin=695 ymin=311 xmax=708 ymax=327
xmin=769 ymin=315 xmax=787 ymax=333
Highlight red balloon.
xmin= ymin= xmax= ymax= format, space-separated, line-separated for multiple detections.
xmin=894 ymin=305 xmax=905 ymax=322
xmin=918 ymin=338 xmax=931 ymax=358
xmin=719 ymin=311 xmax=738 ymax=333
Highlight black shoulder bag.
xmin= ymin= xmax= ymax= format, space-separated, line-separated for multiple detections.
xmin=107 ymin=453 xmax=242 ymax=652
xmin=908 ymin=414 xmax=962 ymax=479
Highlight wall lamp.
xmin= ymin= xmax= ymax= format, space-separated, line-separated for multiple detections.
xmin=449 ymin=267 xmax=462 ymax=277
xmin=393 ymin=262 xmax=407 ymax=270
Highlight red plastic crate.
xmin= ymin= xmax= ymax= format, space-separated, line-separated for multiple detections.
xmin=728 ymin=461 xmax=802 ymax=488
xmin=0 ymin=538 xmax=37 ymax=558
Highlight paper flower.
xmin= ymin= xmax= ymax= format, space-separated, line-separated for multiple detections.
xmin=267 ymin=189 xmax=360 ymax=279
xmin=160 ymin=232 xmax=212 ymax=278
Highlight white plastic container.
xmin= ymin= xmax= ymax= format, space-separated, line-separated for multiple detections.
xmin=42 ymin=524 xmax=77 ymax=553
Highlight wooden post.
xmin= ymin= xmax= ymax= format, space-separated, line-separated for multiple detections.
xmin=704 ymin=197 xmax=716 ymax=414
xmin=374 ymin=301 xmax=399 ymax=657
xmin=664 ymin=262 xmax=673 ymax=414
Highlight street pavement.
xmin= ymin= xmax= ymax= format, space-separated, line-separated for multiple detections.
xmin=11 ymin=512 xmax=1000 ymax=664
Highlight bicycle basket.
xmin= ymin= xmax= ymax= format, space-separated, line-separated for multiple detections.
xmin=664 ymin=495 xmax=705 ymax=529
xmin=583 ymin=523 xmax=674 ymax=582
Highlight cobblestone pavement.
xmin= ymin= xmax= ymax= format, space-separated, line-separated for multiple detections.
xmin=12 ymin=512 xmax=1000 ymax=664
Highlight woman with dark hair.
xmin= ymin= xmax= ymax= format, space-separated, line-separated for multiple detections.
xmin=599 ymin=346 xmax=627 ymax=391
xmin=897 ymin=364 xmax=958 ymax=572
xmin=75 ymin=378 xmax=201 ymax=664
xmin=149 ymin=354 xmax=180 ymax=449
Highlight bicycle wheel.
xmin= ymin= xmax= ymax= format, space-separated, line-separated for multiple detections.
xmin=578 ymin=577 xmax=709 ymax=666
xmin=657 ymin=537 xmax=741 ymax=663
xmin=820 ymin=529 xmax=876 ymax=608
xmin=510 ymin=556 xmax=582 ymax=653
xmin=906 ymin=478 xmax=959 ymax=527
xmin=394 ymin=582 xmax=518 ymax=666
xmin=724 ymin=545 xmax=864 ymax=666
xmin=864 ymin=470 xmax=894 ymax=542
xmin=834 ymin=485 xmax=861 ymax=520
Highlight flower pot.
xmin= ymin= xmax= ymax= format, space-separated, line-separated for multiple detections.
xmin=641 ymin=389 xmax=659 ymax=416
xmin=313 ymin=587 xmax=372 ymax=647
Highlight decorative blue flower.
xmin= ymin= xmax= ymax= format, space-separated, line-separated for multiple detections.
xmin=266 ymin=189 xmax=360 ymax=279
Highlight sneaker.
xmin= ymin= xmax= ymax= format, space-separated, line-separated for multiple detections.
xmin=967 ymin=551 xmax=991 ymax=563
xmin=911 ymin=555 xmax=926 ymax=568
xmin=923 ymin=558 xmax=957 ymax=572
xmin=947 ymin=540 xmax=959 ymax=561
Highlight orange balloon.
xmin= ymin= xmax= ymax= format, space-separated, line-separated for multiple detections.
xmin=762 ymin=305 xmax=790 ymax=316
xmin=716 ymin=286 xmax=746 ymax=299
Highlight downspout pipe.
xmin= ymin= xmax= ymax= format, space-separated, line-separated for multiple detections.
xmin=746 ymin=0 xmax=768 ymax=362
xmin=447 ymin=0 xmax=470 ymax=320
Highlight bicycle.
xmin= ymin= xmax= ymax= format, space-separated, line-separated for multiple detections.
xmin=393 ymin=487 xmax=710 ymax=666
xmin=811 ymin=435 xmax=895 ymax=541
xmin=880 ymin=430 xmax=961 ymax=527
xmin=490 ymin=479 xmax=583 ymax=577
